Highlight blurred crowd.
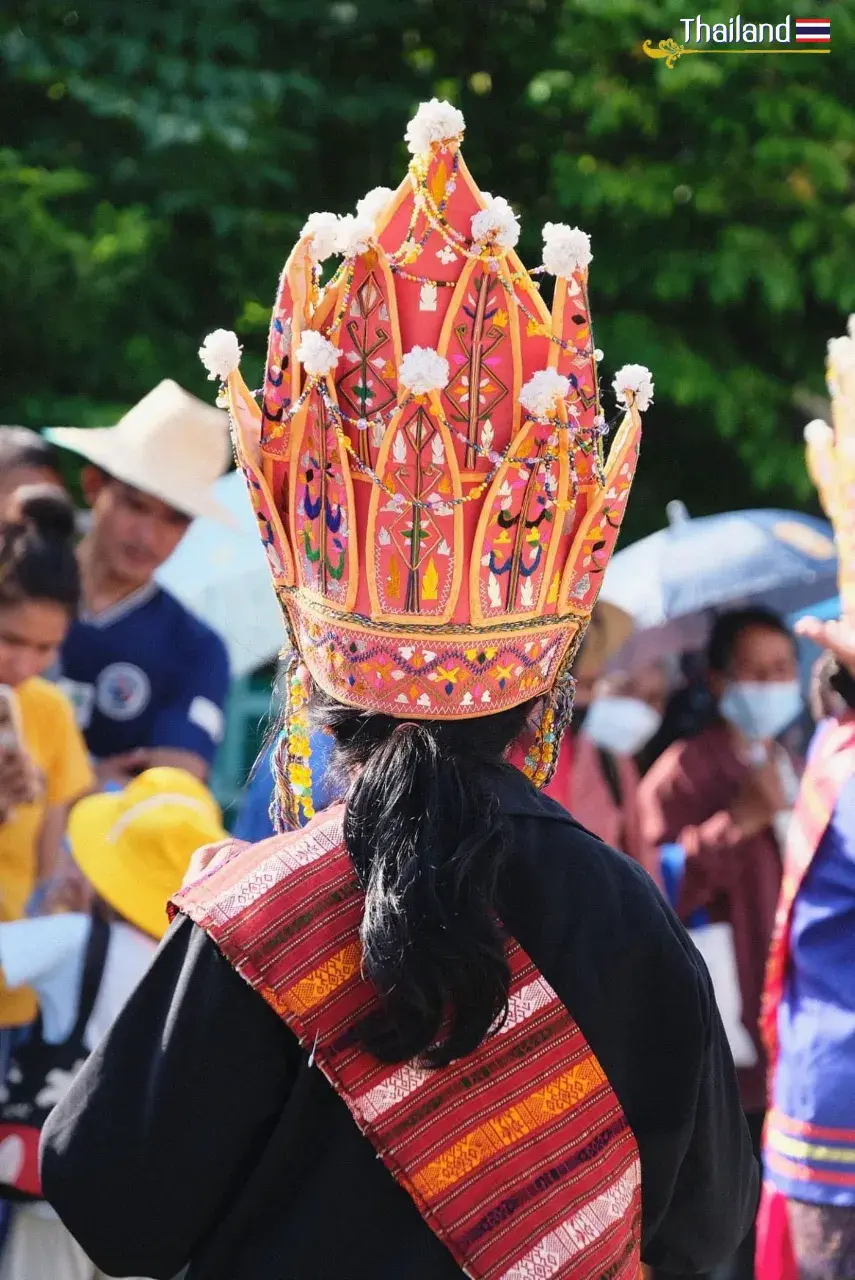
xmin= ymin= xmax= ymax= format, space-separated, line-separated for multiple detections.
xmin=0 ymin=381 xmax=843 ymax=1279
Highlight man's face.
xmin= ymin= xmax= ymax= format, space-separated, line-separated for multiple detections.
xmin=710 ymin=623 xmax=798 ymax=699
xmin=0 ymin=466 xmax=64 ymax=518
xmin=84 ymin=471 xmax=191 ymax=588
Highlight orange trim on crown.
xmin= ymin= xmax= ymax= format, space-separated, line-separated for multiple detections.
xmin=222 ymin=116 xmax=648 ymax=721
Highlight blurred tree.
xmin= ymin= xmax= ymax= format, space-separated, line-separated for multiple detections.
xmin=1 ymin=0 xmax=853 ymax=534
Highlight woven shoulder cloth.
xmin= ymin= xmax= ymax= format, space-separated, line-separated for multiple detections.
xmin=761 ymin=715 xmax=855 ymax=1074
xmin=172 ymin=811 xmax=642 ymax=1280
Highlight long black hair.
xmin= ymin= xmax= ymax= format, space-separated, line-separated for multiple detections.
xmin=0 ymin=485 xmax=80 ymax=614
xmin=308 ymin=687 xmax=535 ymax=1067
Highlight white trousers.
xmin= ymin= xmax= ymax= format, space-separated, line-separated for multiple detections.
xmin=0 ymin=1206 xmax=150 ymax=1280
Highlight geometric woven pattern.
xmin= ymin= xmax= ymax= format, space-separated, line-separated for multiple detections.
xmin=172 ymin=813 xmax=643 ymax=1280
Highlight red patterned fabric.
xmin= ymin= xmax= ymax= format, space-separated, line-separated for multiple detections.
xmin=172 ymin=813 xmax=642 ymax=1280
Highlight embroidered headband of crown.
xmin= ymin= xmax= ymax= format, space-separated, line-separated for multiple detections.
xmin=199 ymin=98 xmax=652 ymax=820
xmin=804 ymin=317 xmax=855 ymax=623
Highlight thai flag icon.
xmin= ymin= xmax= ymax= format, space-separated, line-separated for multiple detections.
xmin=795 ymin=18 xmax=831 ymax=42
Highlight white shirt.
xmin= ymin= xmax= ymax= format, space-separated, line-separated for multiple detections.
xmin=0 ymin=915 xmax=157 ymax=1221
xmin=0 ymin=914 xmax=156 ymax=1051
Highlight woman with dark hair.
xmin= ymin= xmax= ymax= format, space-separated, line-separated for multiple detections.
xmin=41 ymin=101 xmax=756 ymax=1280
xmin=0 ymin=487 xmax=93 ymax=1026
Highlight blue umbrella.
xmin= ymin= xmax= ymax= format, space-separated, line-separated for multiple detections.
xmin=600 ymin=504 xmax=838 ymax=668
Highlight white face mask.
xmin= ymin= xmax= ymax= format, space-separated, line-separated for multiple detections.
xmin=718 ymin=680 xmax=803 ymax=742
xmin=581 ymin=696 xmax=663 ymax=756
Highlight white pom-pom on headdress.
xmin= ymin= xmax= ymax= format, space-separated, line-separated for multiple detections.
xmin=471 ymin=194 xmax=520 ymax=251
xmin=613 ymin=365 xmax=655 ymax=413
xmin=542 ymin=223 xmax=592 ymax=277
xmin=301 ymin=211 xmax=340 ymax=263
xmin=399 ymin=346 xmax=449 ymax=395
xmin=404 ymin=99 xmax=465 ymax=156
xmin=296 ymin=330 xmax=341 ymax=377
xmin=334 ymin=214 xmax=373 ymax=259
xmin=356 ymin=186 xmax=394 ymax=225
xmin=804 ymin=419 xmax=834 ymax=447
xmin=828 ymin=334 xmax=855 ymax=371
xmin=198 ymin=330 xmax=242 ymax=382
xmin=519 ymin=368 xmax=570 ymax=417
xmin=848 ymin=315 xmax=855 ymax=340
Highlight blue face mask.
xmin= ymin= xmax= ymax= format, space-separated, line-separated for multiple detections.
xmin=718 ymin=680 xmax=803 ymax=742
xmin=581 ymin=696 xmax=663 ymax=756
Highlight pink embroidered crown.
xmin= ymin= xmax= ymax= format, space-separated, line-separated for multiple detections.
xmin=200 ymin=99 xmax=652 ymax=722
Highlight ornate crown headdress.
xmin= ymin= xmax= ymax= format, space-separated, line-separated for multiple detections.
xmin=805 ymin=317 xmax=855 ymax=622
xmin=200 ymin=99 xmax=652 ymax=825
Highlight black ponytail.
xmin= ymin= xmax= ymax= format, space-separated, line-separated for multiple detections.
xmin=309 ymin=689 xmax=535 ymax=1067
xmin=0 ymin=485 xmax=80 ymax=614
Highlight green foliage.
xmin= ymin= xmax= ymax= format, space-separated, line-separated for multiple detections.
xmin=2 ymin=0 xmax=853 ymax=535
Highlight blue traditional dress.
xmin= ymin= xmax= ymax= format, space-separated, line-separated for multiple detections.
xmin=765 ymin=720 xmax=855 ymax=1203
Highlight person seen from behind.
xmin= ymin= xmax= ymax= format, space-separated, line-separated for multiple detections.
xmin=47 ymin=382 xmax=232 ymax=787
xmin=40 ymin=101 xmax=757 ymax=1280
xmin=638 ymin=605 xmax=803 ymax=1280
xmin=0 ymin=767 xmax=226 ymax=1280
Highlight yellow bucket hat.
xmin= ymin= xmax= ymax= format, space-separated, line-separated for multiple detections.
xmin=67 ymin=767 xmax=227 ymax=940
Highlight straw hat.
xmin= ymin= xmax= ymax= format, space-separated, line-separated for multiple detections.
xmin=46 ymin=380 xmax=234 ymax=526
xmin=67 ymin=767 xmax=227 ymax=940
xmin=573 ymin=602 xmax=634 ymax=680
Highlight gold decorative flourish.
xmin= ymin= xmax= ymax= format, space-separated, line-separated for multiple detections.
xmin=642 ymin=36 xmax=829 ymax=67
xmin=642 ymin=38 xmax=696 ymax=68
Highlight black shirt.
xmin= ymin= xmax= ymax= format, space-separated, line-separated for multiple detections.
xmin=41 ymin=768 xmax=758 ymax=1280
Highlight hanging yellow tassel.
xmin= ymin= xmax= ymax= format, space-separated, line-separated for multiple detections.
xmin=287 ymin=664 xmax=315 ymax=824
xmin=271 ymin=657 xmax=315 ymax=832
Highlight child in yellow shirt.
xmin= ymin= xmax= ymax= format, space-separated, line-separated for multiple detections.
xmin=0 ymin=487 xmax=93 ymax=1026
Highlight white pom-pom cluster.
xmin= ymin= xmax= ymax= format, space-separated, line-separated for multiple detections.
xmin=334 ymin=214 xmax=373 ymax=258
xmin=296 ymin=330 xmax=341 ymax=377
xmin=198 ymin=330 xmax=242 ymax=382
xmin=399 ymin=346 xmax=449 ymax=395
xmin=828 ymin=333 xmax=855 ymax=372
xmin=613 ymin=364 xmax=654 ymax=413
xmin=804 ymin=419 xmax=834 ymax=447
xmin=471 ymin=194 xmax=520 ymax=250
xmin=302 ymin=211 xmax=340 ymax=263
xmin=519 ymin=368 xmax=570 ymax=417
xmin=301 ymin=196 xmax=392 ymax=263
xmin=356 ymin=186 xmax=394 ymax=224
xmin=405 ymin=98 xmax=465 ymax=156
xmin=848 ymin=315 xmax=855 ymax=340
xmin=542 ymin=222 xmax=592 ymax=277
